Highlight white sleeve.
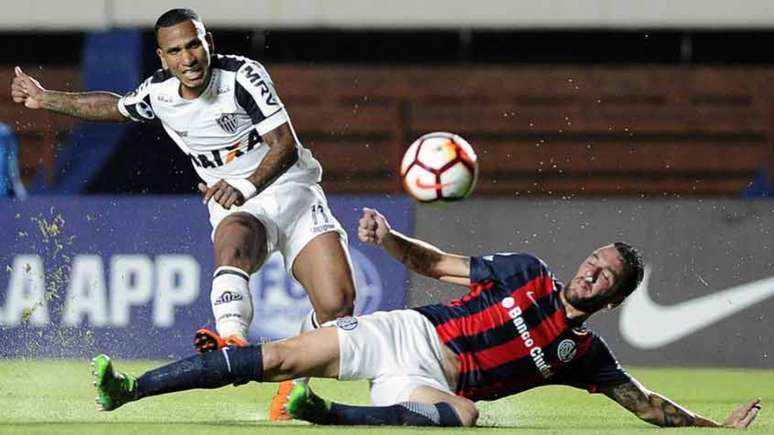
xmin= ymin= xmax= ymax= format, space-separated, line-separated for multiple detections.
xmin=117 ymin=76 xmax=158 ymax=123
xmin=234 ymin=62 xmax=288 ymax=136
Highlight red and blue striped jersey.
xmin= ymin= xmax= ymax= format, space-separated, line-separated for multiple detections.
xmin=414 ymin=253 xmax=630 ymax=401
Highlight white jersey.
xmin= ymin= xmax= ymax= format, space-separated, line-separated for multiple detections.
xmin=117 ymin=54 xmax=322 ymax=186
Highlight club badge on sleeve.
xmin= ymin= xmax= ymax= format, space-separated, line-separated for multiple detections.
xmin=336 ymin=316 xmax=359 ymax=331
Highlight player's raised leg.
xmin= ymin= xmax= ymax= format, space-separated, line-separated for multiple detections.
xmin=269 ymin=230 xmax=356 ymax=420
xmin=208 ymin=212 xmax=268 ymax=345
xmin=93 ymin=326 xmax=341 ymax=411
xmin=285 ymin=383 xmax=474 ymax=427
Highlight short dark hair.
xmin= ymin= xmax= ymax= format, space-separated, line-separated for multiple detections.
xmin=154 ymin=9 xmax=201 ymax=43
xmin=613 ymin=241 xmax=644 ymax=299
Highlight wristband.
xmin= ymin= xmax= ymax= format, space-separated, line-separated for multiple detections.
xmin=225 ymin=178 xmax=258 ymax=200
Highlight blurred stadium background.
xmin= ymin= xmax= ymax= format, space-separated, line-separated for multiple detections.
xmin=1 ymin=0 xmax=773 ymax=432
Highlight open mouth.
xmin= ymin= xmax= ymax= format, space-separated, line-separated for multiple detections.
xmin=183 ymin=68 xmax=203 ymax=81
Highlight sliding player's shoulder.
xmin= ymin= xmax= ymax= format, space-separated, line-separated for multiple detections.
xmin=478 ymin=252 xmax=545 ymax=268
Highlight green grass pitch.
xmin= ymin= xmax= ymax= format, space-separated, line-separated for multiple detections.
xmin=0 ymin=359 xmax=771 ymax=434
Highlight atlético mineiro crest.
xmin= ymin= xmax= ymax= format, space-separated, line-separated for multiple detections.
xmin=216 ymin=113 xmax=239 ymax=134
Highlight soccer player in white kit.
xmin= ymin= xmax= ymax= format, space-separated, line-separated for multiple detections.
xmin=10 ymin=8 xmax=356 ymax=420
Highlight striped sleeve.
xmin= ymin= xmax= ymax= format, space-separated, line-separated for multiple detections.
xmin=470 ymin=253 xmax=548 ymax=287
xmin=117 ymin=75 xmax=158 ymax=123
xmin=234 ymin=61 xmax=288 ymax=135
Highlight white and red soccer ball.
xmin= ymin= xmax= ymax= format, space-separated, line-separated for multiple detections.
xmin=400 ymin=132 xmax=478 ymax=204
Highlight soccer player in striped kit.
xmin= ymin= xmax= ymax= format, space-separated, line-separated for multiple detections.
xmin=92 ymin=207 xmax=761 ymax=428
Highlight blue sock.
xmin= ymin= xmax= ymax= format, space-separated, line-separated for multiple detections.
xmin=136 ymin=345 xmax=263 ymax=399
xmin=327 ymin=401 xmax=462 ymax=426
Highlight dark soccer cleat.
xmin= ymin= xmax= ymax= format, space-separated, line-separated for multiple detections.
xmin=91 ymin=354 xmax=137 ymax=411
xmin=285 ymin=382 xmax=332 ymax=424
xmin=194 ymin=328 xmax=249 ymax=353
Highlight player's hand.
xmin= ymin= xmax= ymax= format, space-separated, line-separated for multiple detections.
xmin=722 ymin=398 xmax=761 ymax=428
xmin=358 ymin=207 xmax=391 ymax=245
xmin=198 ymin=180 xmax=245 ymax=210
xmin=11 ymin=66 xmax=46 ymax=109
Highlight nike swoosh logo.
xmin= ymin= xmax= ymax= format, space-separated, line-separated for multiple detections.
xmin=619 ymin=267 xmax=774 ymax=349
xmin=414 ymin=178 xmax=450 ymax=190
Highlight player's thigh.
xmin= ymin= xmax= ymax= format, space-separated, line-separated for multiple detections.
xmin=335 ymin=312 xmax=405 ymax=383
xmin=274 ymin=183 xmax=354 ymax=319
xmin=409 ymin=385 xmax=479 ymax=427
xmin=263 ymin=326 xmax=340 ymax=380
xmin=292 ymin=231 xmax=355 ymax=320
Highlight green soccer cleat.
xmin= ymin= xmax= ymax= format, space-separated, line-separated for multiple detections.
xmin=91 ymin=354 xmax=137 ymax=411
xmin=285 ymin=382 xmax=332 ymax=425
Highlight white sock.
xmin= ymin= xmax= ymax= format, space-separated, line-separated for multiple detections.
xmin=211 ymin=266 xmax=253 ymax=340
xmin=299 ymin=309 xmax=320 ymax=334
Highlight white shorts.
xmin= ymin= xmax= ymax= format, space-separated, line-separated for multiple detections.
xmin=333 ymin=309 xmax=453 ymax=406
xmin=208 ymin=182 xmax=347 ymax=274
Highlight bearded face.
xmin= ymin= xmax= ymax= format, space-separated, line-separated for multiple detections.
xmin=563 ymin=245 xmax=626 ymax=314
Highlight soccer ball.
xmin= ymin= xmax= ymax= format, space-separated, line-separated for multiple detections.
xmin=400 ymin=132 xmax=478 ymax=204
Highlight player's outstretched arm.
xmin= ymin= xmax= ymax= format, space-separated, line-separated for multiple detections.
xmin=11 ymin=66 xmax=126 ymax=122
xmin=358 ymin=207 xmax=470 ymax=285
xmin=601 ymin=378 xmax=761 ymax=428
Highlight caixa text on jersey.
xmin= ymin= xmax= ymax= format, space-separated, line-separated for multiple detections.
xmin=187 ymin=130 xmax=260 ymax=169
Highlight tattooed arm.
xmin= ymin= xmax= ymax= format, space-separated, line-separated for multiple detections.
xmin=601 ymin=378 xmax=761 ymax=428
xmin=11 ymin=67 xmax=126 ymax=122
xmin=38 ymin=90 xmax=124 ymax=121
xmin=358 ymin=207 xmax=471 ymax=285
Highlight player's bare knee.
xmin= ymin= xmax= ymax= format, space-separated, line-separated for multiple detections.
xmin=215 ymin=243 xmax=245 ymax=264
xmin=314 ymin=291 xmax=354 ymax=323
xmin=260 ymin=342 xmax=281 ymax=371
xmin=262 ymin=341 xmax=297 ymax=378
xmin=451 ymin=399 xmax=479 ymax=427
xmin=268 ymin=340 xmax=303 ymax=374
xmin=462 ymin=404 xmax=480 ymax=427
xmin=215 ymin=214 xmax=264 ymax=240
xmin=441 ymin=397 xmax=477 ymax=427
xmin=214 ymin=214 xmax=266 ymax=270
